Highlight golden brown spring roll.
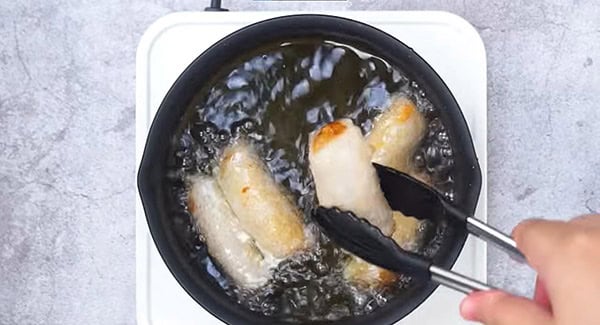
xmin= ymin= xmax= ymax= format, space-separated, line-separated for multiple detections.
xmin=187 ymin=175 xmax=271 ymax=288
xmin=367 ymin=96 xmax=426 ymax=251
xmin=218 ymin=140 xmax=305 ymax=258
xmin=345 ymin=97 xmax=427 ymax=288
xmin=390 ymin=211 xmax=423 ymax=253
xmin=308 ymin=118 xmax=395 ymax=236
xmin=367 ymin=97 xmax=426 ymax=173
xmin=343 ymin=257 xmax=396 ymax=288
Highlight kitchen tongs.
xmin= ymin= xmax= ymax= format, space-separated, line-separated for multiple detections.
xmin=312 ymin=163 xmax=525 ymax=294
xmin=372 ymin=163 xmax=525 ymax=262
xmin=314 ymin=207 xmax=493 ymax=294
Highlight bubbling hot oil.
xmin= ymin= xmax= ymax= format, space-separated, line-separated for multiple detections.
xmin=166 ymin=39 xmax=456 ymax=322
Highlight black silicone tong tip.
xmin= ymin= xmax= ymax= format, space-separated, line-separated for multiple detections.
xmin=313 ymin=207 xmax=431 ymax=279
xmin=373 ymin=163 xmax=456 ymax=222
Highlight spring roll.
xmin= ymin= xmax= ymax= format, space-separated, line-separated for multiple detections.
xmin=367 ymin=96 xmax=426 ymax=250
xmin=346 ymin=98 xmax=427 ymax=287
xmin=343 ymin=257 xmax=396 ymax=288
xmin=187 ymin=175 xmax=271 ymax=288
xmin=367 ymin=97 xmax=426 ymax=173
xmin=390 ymin=211 xmax=423 ymax=253
xmin=308 ymin=119 xmax=395 ymax=236
xmin=218 ymin=140 xmax=305 ymax=258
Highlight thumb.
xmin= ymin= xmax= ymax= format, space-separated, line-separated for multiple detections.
xmin=460 ymin=291 xmax=553 ymax=325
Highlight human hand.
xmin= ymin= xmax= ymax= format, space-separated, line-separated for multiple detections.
xmin=459 ymin=214 xmax=600 ymax=324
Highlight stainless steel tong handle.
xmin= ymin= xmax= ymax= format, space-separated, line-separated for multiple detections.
xmin=466 ymin=217 xmax=526 ymax=263
xmin=442 ymin=202 xmax=526 ymax=263
xmin=430 ymin=265 xmax=495 ymax=294
xmin=428 ymin=216 xmax=526 ymax=295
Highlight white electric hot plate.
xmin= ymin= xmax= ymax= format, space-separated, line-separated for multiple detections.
xmin=136 ymin=11 xmax=487 ymax=325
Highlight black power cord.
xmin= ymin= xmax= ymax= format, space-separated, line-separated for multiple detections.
xmin=205 ymin=0 xmax=228 ymax=11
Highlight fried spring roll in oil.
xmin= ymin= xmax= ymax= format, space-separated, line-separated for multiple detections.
xmin=367 ymin=96 xmax=426 ymax=251
xmin=346 ymin=98 xmax=428 ymax=288
xmin=308 ymin=118 xmax=395 ymax=236
xmin=218 ymin=140 xmax=305 ymax=258
xmin=187 ymin=175 xmax=271 ymax=288
xmin=367 ymin=97 xmax=426 ymax=173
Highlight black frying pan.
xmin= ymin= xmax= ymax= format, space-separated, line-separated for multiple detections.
xmin=137 ymin=14 xmax=482 ymax=325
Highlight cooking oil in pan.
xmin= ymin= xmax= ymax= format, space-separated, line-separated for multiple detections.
xmin=165 ymin=39 xmax=456 ymax=322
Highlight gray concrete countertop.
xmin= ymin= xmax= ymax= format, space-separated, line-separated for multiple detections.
xmin=1 ymin=1 xmax=598 ymax=324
